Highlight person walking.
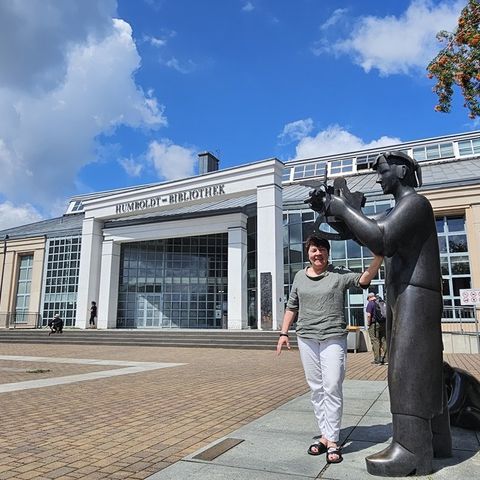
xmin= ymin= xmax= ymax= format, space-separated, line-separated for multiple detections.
xmin=89 ymin=301 xmax=97 ymax=328
xmin=365 ymin=293 xmax=387 ymax=365
xmin=277 ymin=234 xmax=383 ymax=464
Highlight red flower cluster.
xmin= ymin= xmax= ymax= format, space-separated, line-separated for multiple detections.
xmin=427 ymin=0 xmax=480 ymax=119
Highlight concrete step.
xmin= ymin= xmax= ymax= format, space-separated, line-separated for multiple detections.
xmin=0 ymin=329 xmax=298 ymax=349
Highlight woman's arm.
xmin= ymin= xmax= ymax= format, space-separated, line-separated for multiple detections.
xmin=359 ymin=255 xmax=384 ymax=288
xmin=276 ymin=309 xmax=297 ymax=355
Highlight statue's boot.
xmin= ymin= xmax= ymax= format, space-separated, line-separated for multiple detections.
xmin=365 ymin=414 xmax=433 ymax=477
xmin=432 ymin=388 xmax=452 ymax=458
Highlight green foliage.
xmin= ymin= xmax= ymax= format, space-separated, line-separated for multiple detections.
xmin=427 ymin=0 xmax=480 ymax=118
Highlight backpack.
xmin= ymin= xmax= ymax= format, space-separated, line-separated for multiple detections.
xmin=374 ymin=300 xmax=386 ymax=323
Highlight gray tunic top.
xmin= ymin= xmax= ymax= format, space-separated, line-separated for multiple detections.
xmin=286 ymin=264 xmax=362 ymax=341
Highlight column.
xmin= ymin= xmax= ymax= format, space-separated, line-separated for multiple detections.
xmin=256 ymin=183 xmax=284 ymax=330
xmin=227 ymin=221 xmax=248 ymax=329
xmin=76 ymin=217 xmax=104 ymax=329
xmin=97 ymin=240 xmax=121 ymax=329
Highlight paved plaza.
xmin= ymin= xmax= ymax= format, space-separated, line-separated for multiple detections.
xmin=0 ymin=342 xmax=478 ymax=479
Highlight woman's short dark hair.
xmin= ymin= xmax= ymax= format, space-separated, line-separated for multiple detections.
xmin=305 ymin=235 xmax=330 ymax=253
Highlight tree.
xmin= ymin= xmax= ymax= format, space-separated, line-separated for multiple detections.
xmin=427 ymin=0 xmax=480 ymax=119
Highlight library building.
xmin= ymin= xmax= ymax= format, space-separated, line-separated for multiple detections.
xmin=0 ymin=131 xmax=479 ymax=332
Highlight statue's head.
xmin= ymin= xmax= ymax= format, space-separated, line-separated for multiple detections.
xmin=372 ymin=151 xmax=422 ymax=189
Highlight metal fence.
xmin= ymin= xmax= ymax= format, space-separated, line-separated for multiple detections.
xmin=0 ymin=312 xmax=42 ymax=328
xmin=441 ymin=305 xmax=480 ymax=353
xmin=441 ymin=305 xmax=478 ymax=333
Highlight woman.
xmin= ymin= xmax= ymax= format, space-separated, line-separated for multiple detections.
xmin=277 ymin=234 xmax=383 ymax=464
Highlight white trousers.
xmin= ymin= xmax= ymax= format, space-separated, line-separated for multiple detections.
xmin=297 ymin=336 xmax=347 ymax=443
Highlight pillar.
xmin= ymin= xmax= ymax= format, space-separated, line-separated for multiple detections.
xmin=97 ymin=240 xmax=121 ymax=329
xmin=256 ymin=183 xmax=284 ymax=330
xmin=76 ymin=217 xmax=103 ymax=329
xmin=227 ymin=220 xmax=248 ymax=329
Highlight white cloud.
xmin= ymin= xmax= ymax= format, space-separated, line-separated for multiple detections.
xmin=324 ymin=0 xmax=463 ymax=76
xmin=118 ymin=157 xmax=144 ymax=177
xmin=291 ymin=125 xmax=401 ymax=159
xmin=147 ymin=139 xmax=197 ymax=180
xmin=242 ymin=2 xmax=255 ymax=13
xmin=0 ymin=0 xmax=117 ymax=92
xmin=144 ymin=35 xmax=167 ymax=47
xmin=0 ymin=6 xmax=166 ymax=217
xmin=0 ymin=202 xmax=43 ymax=230
xmin=320 ymin=8 xmax=348 ymax=30
xmin=278 ymin=119 xmax=314 ymax=144
xmin=164 ymin=57 xmax=197 ymax=74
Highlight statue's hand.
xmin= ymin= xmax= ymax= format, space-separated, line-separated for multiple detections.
xmin=326 ymin=194 xmax=346 ymax=218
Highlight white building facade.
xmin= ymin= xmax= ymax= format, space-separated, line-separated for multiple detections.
xmin=75 ymin=158 xmax=285 ymax=330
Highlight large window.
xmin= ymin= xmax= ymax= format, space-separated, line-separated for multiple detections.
xmin=282 ymin=210 xmax=377 ymax=326
xmin=282 ymin=168 xmax=292 ymax=182
xmin=42 ymin=237 xmax=81 ymax=327
xmin=457 ymin=137 xmax=480 ymax=157
xmin=247 ymin=217 xmax=257 ymax=328
xmin=329 ymin=198 xmax=389 ymax=326
xmin=292 ymin=161 xmax=327 ymax=180
xmin=15 ymin=255 xmax=33 ymax=324
xmin=117 ymin=234 xmax=228 ymax=328
xmin=437 ymin=216 xmax=473 ymax=320
xmin=283 ymin=200 xmax=392 ymax=327
xmin=412 ymin=142 xmax=454 ymax=162
xmin=356 ymin=154 xmax=378 ymax=171
xmin=329 ymin=158 xmax=353 ymax=176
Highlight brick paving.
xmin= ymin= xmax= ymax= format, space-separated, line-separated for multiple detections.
xmin=0 ymin=361 xmax=122 ymax=384
xmin=0 ymin=343 xmax=478 ymax=480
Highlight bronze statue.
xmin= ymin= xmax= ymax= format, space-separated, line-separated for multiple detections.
xmin=444 ymin=361 xmax=480 ymax=430
xmin=306 ymin=151 xmax=452 ymax=476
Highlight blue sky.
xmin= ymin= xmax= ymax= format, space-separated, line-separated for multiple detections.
xmin=0 ymin=0 xmax=475 ymax=228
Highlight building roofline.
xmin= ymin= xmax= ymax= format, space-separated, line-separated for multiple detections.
xmin=69 ymin=157 xmax=281 ymax=204
xmin=285 ymin=130 xmax=480 ymax=166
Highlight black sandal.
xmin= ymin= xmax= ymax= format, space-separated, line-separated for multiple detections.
xmin=307 ymin=440 xmax=328 ymax=456
xmin=326 ymin=447 xmax=343 ymax=464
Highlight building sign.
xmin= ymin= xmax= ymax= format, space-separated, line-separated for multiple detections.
xmin=115 ymin=184 xmax=226 ymax=215
xmin=460 ymin=289 xmax=480 ymax=305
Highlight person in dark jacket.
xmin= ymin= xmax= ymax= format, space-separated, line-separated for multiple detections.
xmin=48 ymin=314 xmax=64 ymax=335
xmin=89 ymin=301 xmax=97 ymax=328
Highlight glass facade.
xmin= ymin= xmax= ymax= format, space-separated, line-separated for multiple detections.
xmin=282 ymin=200 xmax=392 ymax=327
xmin=247 ymin=216 xmax=257 ymax=328
xmin=42 ymin=237 xmax=81 ymax=327
xmin=15 ymin=255 xmax=33 ymax=324
xmin=117 ymin=234 xmax=228 ymax=328
xmin=437 ymin=216 xmax=473 ymax=320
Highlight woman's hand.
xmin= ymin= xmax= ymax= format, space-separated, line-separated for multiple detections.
xmin=276 ymin=335 xmax=290 ymax=355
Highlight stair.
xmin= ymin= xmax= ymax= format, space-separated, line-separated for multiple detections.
xmin=0 ymin=329 xmax=298 ymax=350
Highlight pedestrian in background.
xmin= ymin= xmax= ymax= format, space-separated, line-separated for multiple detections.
xmin=365 ymin=292 xmax=387 ymax=365
xmin=89 ymin=301 xmax=97 ymax=328
xmin=48 ymin=313 xmax=64 ymax=335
